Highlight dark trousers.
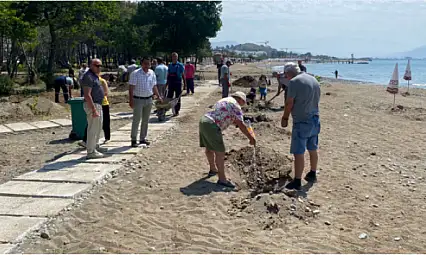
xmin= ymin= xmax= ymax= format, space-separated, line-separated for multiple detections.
xmin=83 ymin=105 xmax=111 ymax=142
xmin=54 ymin=80 xmax=69 ymax=103
xmin=186 ymin=78 xmax=194 ymax=94
xmin=167 ymin=82 xmax=182 ymax=114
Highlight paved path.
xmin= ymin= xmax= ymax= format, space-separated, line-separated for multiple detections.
xmin=0 ymin=113 xmax=133 ymax=135
xmin=0 ymin=83 xmax=218 ymax=254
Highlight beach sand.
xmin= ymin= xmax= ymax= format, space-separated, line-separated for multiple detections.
xmin=17 ymin=63 xmax=426 ymax=253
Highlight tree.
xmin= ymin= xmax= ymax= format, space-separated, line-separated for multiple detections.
xmin=133 ymin=1 xmax=222 ymax=56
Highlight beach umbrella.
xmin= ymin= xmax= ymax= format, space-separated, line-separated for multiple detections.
xmin=403 ymin=59 xmax=412 ymax=93
xmin=386 ymin=63 xmax=399 ymax=108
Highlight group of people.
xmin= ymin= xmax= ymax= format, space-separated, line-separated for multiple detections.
xmin=199 ymin=61 xmax=320 ymax=190
xmin=77 ymin=55 xmax=320 ymax=190
xmin=78 ymin=52 xmax=196 ymax=159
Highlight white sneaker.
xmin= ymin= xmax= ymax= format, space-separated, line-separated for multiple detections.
xmin=78 ymin=141 xmax=86 ymax=148
xmin=96 ymin=147 xmax=108 ymax=153
xmin=86 ymin=151 xmax=106 ymax=159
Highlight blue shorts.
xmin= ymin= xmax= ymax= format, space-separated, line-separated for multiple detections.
xmin=259 ymin=87 xmax=267 ymax=96
xmin=290 ymin=116 xmax=320 ymax=154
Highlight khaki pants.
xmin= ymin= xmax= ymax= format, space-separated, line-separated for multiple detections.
xmin=84 ymin=102 xmax=103 ymax=154
xmin=131 ymin=97 xmax=153 ymax=142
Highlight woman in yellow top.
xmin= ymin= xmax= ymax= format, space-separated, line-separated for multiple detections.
xmin=99 ymin=76 xmax=111 ymax=142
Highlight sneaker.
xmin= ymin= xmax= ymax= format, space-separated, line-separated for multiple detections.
xmin=172 ymin=113 xmax=179 ymax=117
xmin=304 ymin=171 xmax=317 ymax=183
xmin=140 ymin=139 xmax=151 ymax=146
xmin=78 ymin=141 xmax=86 ymax=148
xmin=285 ymin=179 xmax=302 ymax=190
xmin=96 ymin=147 xmax=108 ymax=153
xmin=86 ymin=151 xmax=106 ymax=159
xmin=217 ymin=179 xmax=236 ymax=189
xmin=103 ymin=139 xmax=110 ymax=144
xmin=131 ymin=141 xmax=138 ymax=148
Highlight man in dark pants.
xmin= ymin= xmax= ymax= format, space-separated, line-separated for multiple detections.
xmin=54 ymin=75 xmax=69 ymax=103
xmin=167 ymin=52 xmax=186 ymax=117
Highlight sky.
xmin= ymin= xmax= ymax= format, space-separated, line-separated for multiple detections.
xmin=210 ymin=0 xmax=426 ymax=58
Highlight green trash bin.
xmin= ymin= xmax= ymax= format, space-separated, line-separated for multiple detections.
xmin=68 ymin=97 xmax=87 ymax=140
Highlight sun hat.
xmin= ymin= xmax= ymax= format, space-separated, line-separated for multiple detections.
xmin=231 ymin=91 xmax=246 ymax=103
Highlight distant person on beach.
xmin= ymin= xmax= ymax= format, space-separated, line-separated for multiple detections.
xmin=258 ymin=75 xmax=268 ymax=100
xmin=199 ymin=91 xmax=256 ymax=189
xmin=334 ymin=70 xmax=338 ymax=79
xmin=81 ymin=59 xmax=107 ymax=159
xmin=185 ymin=58 xmax=195 ymax=95
xmin=155 ymin=57 xmax=168 ymax=121
xmin=281 ymin=62 xmax=321 ymax=190
xmin=167 ymin=52 xmax=186 ymax=116
xmin=298 ymin=60 xmax=307 ymax=72
xmin=275 ymin=72 xmax=290 ymax=105
xmin=220 ymin=60 xmax=232 ymax=98
xmin=217 ymin=58 xmax=224 ymax=85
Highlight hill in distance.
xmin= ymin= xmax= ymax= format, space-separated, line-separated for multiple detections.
xmin=386 ymin=45 xmax=426 ymax=59
xmin=210 ymin=40 xmax=239 ymax=49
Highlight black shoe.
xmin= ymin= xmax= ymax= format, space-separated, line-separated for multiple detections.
xmin=217 ymin=180 xmax=236 ymax=189
xmin=285 ymin=179 xmax=301 ymax=190
xmin=304 ymin=171 xmax=317 ymax=183
xmin=131 ymin=141 xmax=138 ymax=147
xmin=140 ymin=139 xmax=151 ymax=146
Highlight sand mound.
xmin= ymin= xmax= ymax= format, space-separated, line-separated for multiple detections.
xmin=242 ymin=100 xmax=283 ymax=113
xmin=21 ymin=97 xmax=66 ymax=116
xmin=232 ymin=76 xmax=257 ymax=87
xmin=227 ymin=146 xmax=292 ymax=195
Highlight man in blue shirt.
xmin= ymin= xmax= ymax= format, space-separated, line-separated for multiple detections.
xmin=167 ymin=52 xmax=186 ymax=116
xmin=155 ymin=57 xmax=168 ymax=121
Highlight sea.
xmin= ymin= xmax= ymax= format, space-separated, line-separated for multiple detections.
xmin=271 ymin=59 xmax=426 ymax=88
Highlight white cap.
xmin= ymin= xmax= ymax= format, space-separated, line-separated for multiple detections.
xmin=231 ymin=91 xmax=246 ymax=103
xmin=186 ymin=58 xmax=191 ymax=62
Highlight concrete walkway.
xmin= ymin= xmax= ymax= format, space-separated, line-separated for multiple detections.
xmin=0 ymin=83 xmax=218 ymax=254
xmin=0 ymin=112 xmax=134 ymax=135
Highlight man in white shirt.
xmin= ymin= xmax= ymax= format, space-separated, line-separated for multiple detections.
xmin=129 ymin=57 xmax=163 ymax=147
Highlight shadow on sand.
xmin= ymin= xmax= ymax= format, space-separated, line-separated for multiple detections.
xmin=180 ymin=176 xmax=234 ymax=196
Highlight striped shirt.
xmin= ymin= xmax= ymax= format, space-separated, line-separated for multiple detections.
xmin=129 ymin=68 xmax=157 ymax=97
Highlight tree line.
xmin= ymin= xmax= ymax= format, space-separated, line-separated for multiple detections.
xmin=0 ymin=1 xmax=222 ymax=87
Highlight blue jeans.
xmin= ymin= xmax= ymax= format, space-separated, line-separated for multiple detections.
xmin=290 ymin=115 xmax=320 ymax=155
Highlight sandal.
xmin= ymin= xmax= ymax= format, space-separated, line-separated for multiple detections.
xmin=217 ymin=180 xmax=236 ymax=189
xmin=207 ymin=170 xmax=218 ymax=177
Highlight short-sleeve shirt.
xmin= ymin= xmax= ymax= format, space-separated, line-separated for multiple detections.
xmin=185 ymin=64 xmax=195 ymax=79
xmin=65 ymin=77 xmax=73 ymax=86
xmin=168 ymin=62 xmax=185 ymax=81
xmin=127 ymin=64 xmax=138 ymax=75
xmin=220 ymin=65 xmax=229 ymax=80
xmin=258 ymin=80 xmax=267 ymax=89
xmin=78 ymin=68 xmax=88 ymax=82
xmin=155 ymin=64 xmax=168 ymax=85
xmin=81 ymin=70 xmax=104 ymax=104
xmin=99 ymin=77 xmax=109 ymax=106
xmin=286 ymin=72 xmax=320 ymax=123
xmin=205 ymin=97 xmax=244 ymax=131
xmin=129 ymin=68 xmax=157 ymax=97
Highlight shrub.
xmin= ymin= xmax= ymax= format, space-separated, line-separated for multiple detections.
xmin=0 ymin=75 xmax=14 ymax=96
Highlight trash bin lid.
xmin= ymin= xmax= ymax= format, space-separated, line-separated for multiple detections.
xmin=67 ymin=97 xmax=85 ymax=104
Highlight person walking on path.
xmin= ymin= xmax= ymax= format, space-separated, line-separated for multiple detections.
xmin=79 ymin=75 xmax=111 ymax=147
xmin=185 ymin=59 xmax=195 ymax=95
xmin=199 ymin=91 xmax=256 ymax=189
xmin=281 ymin=62 xmax=321 ymax=190
xmin=129 ymin=57 xmax=163 ymax=147
xmin=154 ymin=57 xmax=168 ymax=121
xmin=167 ymin=52 xmax=186 ymax=117
xmin=81 ymin=59 xmax=108 ymax=159
xmin=220 ymin=60 xmax=232 ymax=98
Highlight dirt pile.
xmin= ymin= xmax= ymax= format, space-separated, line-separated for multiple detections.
xmin=21 ymin=97 xmax=67 ymax=116
xmin=242 ymin=100 xmax=283 ymax=113
xmin=244 ymin=113 xmax=272 ymax=123
xmin=232 ymin=76 xmax=257 ymax=88
xmin=226 ymin=146 xmax=320 ymax=229
xmin=227 ymin=146 xmax=292 ymax=195
xmin=110 ymin=82 xmax=129 ymax=92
